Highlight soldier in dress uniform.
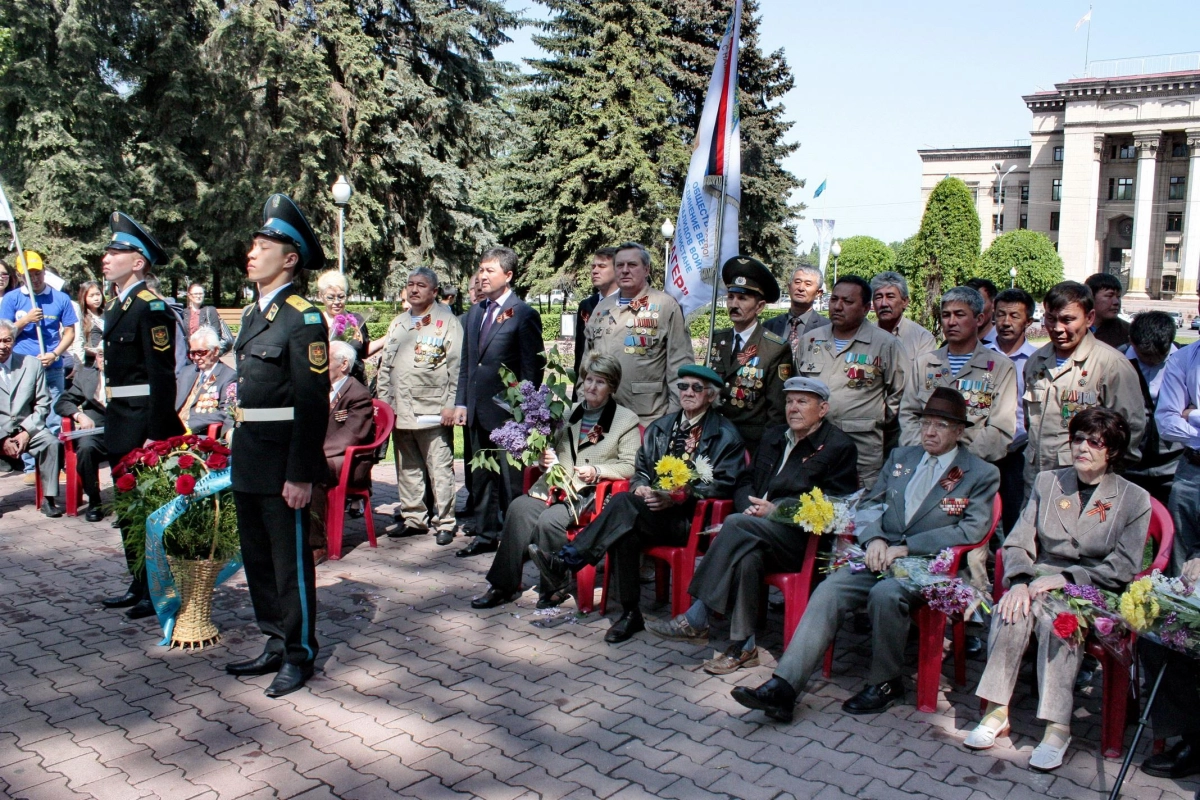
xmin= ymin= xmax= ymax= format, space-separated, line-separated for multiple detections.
xmin=377 ymin=267 xmax=463 ymax=546
xmin=223 ymin=194 xmax=330 ymax=698
xmin=709 ymin=256 xmax=792 ymax=454
xmin=795 ymin=275 xmax=905 ymax=489
xmin=579 ymin=242 xmax=692 ymax=426
xmin=1023 ymin=281 xmax=1146 ymax=491
xmin=97 ymin=212 xmax=184 ymax=620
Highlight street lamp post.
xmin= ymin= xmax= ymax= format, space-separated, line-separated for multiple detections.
xmin=831 ymin=240 xmax=842 ymax=285
xmin=1010 ymin=266 xmax=1018 ymax=288
xmin=992 ymin=163 xmax=1016 ymax=237
xmin=332 ymin=175 xmax=353 ymax=274
xmin=661 ymin=218 xmax=675 ymax=271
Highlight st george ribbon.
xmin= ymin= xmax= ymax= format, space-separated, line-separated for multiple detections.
xmin=666 ymin=0 xmax=743 ymax=348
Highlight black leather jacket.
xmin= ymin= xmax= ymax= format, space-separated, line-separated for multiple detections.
xmin=631 ymin=409 xmax=746 ymax=498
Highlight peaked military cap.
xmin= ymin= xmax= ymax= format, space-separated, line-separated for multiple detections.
xmin=721 ymin=255 xmax=780 ymax=304
xmin=256 ymin=194 xmax=326 ymax=272
xmin=106 ymin=212 xmax=166 ymax=266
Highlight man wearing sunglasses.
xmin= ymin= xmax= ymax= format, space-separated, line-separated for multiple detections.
xmin=175 ymin=325 xmax=237 ymax=437
xmin=558 ymin=364 xmax=746 ymax=644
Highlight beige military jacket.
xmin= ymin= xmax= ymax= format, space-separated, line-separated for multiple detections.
xmin=580 ymin=287 xmax=692 ymax=426
xmin=1022 ymin=332 xmax=1147 ymax=477
xmin=377 ymin=304 xmax=463 ymax=430
xmin=795 ymin=320 xmax=905 ymax=488
xmin=899 ymin=343 xmax=1017 ymax=463
xmin=883 ymin=316 xmax=938 ymax=361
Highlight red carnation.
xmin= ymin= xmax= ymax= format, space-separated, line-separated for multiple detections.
xmin=177 ymin=454 xmax=196 ymax=469
xmin=196 ymin=438 xmax=215 ymax=453
xmin=143 ymin=452 xmax=160 ymax=467
xmin=205 ymin=454 xmax=228 ymax=470
xmin=175 ymin=474 xmax=196 ymax=495
xmin=1052 ymin=612 xmax=1079 ymax=641
xmin=211 ymin=442 xmax=231 ymax=456
xmin=116 ymin=474 xmax=137 ymax=493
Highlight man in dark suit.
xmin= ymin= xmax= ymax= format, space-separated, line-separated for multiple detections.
xmin=224 ymin=194 xmax=330 ymax=698
xmin=98 ymin=212 xmax=183 ymax=620
xmin=648 ymin=377 xmax=858 ymax=673
xmin=55 ymin=351 xmax=108 ymax=521
xmin=730 ymin=388 xmax=1000 ymax=723
xmin=763 ymin=264 xmax=830 ymax=350
xmin=453 ymin=246 xmax=544 ymax=557
xmin=175 ymin=326 xmax=237 ymax=436
xmin=573 ymin=247 xmax=618 ymax=377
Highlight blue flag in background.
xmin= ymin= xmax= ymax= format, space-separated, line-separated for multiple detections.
xmin=814 ymin=179 xmax=827 ymax=198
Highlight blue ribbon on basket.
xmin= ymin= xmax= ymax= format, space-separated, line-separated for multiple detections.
xmin=144 ymin=468 xmax=243 ymax=646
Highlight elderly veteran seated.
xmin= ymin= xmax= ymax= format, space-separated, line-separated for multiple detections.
xmin=176 ymin=326 xmax=237 ymax=436
xmin=730 ymin=388 xmax=999 ymax=722
xmin=471 ymin=354 xmax=640 ymax=610
xmin=0 ymin=319 xmax=62 ymax=517
xmin=965 ymin=406 xmax=1150 ymax=771
xmin=647 ymin=376 xmax=858 ymax=673
xmin=557 ymin=364 xmax=746 ymax=643
xmin=55 ymin=350 xmax=109 ymax=521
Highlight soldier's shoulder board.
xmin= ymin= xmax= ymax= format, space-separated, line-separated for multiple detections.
xmin=303 ymin=312 xmax=322 ymax=325
xmin=242 ymin=305 xmax=254 ymax=317
xmin=286 ymin=295 xmax=315 ymax=313
xmin=148 ymin=300 xmax=166 ymax=312
xmin=762 ymin=330 xmax=786 ymax=346
xmin=137 ymin=290 xmax=157 ymax=302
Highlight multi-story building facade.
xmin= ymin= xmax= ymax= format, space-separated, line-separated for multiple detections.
xmin=919 ymin=55 xmax=1200 ymax=300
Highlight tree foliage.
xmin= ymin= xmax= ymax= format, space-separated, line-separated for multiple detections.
xmin=910 ymin=178 xmax=980 ymax=332
xmin=978 ymin=229 xmax=1064 ymax=299
xmin=829 ymin=235 xmax=894 ymax=287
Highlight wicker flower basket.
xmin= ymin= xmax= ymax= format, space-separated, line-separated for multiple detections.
xmin=166 ymin=556 xmax=227 ymax=650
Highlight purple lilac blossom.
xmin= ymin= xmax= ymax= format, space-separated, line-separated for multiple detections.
xmin=1063 ymin=583 xmax=1108 ymax=609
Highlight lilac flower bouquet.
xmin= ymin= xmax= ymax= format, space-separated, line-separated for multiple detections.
xmin=820 ymin=544 xmax=990 ymax=618
xmin=329 ymin=312 xmax=363 ymax=344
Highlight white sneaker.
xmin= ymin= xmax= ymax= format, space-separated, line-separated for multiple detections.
xmin=963 ymin=719 xmax=1011 ymax=750
xmin=1029 ymin=737 xmax=1070 ymax=771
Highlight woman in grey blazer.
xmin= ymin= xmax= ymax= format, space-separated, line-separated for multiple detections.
xmin=965 ymin=407 xmax=1151 ymax=771
xmin=472 ymin=354 xmax=640 ymax=610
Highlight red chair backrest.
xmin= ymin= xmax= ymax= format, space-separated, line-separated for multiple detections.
xmin=366 ymin=400 xmax=395 ymax=451
xmin=1142 ymin=497 xmax=1174 ymax=577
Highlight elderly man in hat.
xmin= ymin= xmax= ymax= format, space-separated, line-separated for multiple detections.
xmin=647 ymin=377 xmax=859 ymax=673
xmin=710 ymin=256 xmax=793 ymax=455
xmin=557 ymin=364 xmax=746 ymax=643
xmin=98 ymin=213 xmax=184 ymax=620
xmin=223 ymin=194 xmax=330 ymax=698
xmin=730 ymin=388 xmax=1000 ymax=722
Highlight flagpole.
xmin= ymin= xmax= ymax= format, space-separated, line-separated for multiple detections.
xmin=704 ymin=175 xmax=728 ymax=368
xmin=0 ymin=181 xmax=45 ymax=353
xmin=1083 ymin=5 xmax=1092 ymax=71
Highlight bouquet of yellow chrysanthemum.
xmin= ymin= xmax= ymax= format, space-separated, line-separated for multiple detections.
xmin=653 ymin=454 xmax=713 ymax=501
xmin=1119 ymin=576 xmax=1161 ymax=632
xmin=771 ymin=488 xmax=854 ymax=536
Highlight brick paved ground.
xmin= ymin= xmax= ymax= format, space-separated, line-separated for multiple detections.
xmin=0 ymin=464 xmax=1195 ymax=800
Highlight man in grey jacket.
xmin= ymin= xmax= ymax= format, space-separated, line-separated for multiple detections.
xmin=0 ymin=320 xmax=61 ymax=517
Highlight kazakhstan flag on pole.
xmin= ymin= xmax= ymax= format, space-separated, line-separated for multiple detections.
xmin=814 ymin=179 xmax=827 ymax=198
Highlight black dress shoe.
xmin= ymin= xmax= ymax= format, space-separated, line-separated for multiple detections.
xmin=529 ymin=544 xmax=566 ymax=578
xmin=471 ymin=587 xmax=518 ymax=609
xmin=347 ymin=504 xmax=365 ymax=519
xmin=265 ymin=662 xmax=314 ymax=697
xmin=126 ymin=598 xmax=155 ymax=620
xmin=85 ymin=505 xmax=106 ymax=522
xmin=1143 ymin=739 xmax=1200 ymax=779
xmin=388 ymin=525 xmax=424 ymax=539
xmin=102 ymin=579 xmax=142 ymax=609
xmin=435 ymin=530 xmax=455 ymax=546
xmin=843 ymin=678 xmax=905 ymax=715
xmin=225 ymin=650 xmax=285 ymax=676
xmin=731 ymin=676 xmax=797 ymax=723
xmin=556 ymin=544 xmax=588 ymax=573
xmin=41 ymin=499 xmax=63 ymax=518
xmin=964 ymin=634 xmax=984 ymax=659
xmin=456 ymin=537 xmax=499 ymax=558
xmin=604 ymin=610 xmax=644 ymax=643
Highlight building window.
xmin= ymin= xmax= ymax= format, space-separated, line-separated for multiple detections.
xmin=1165 ymin=243 xmax=1181 ymax=262
xmin=1163 ymin=275 xmax=1178 ymax=294
xmin=1020 ymin=183 xmax=1029 ymax=202
xmin=1050 ymin=212 xmax=1060 ymax=231
xmin=992 ymin=214 xmax=1005 ymax=233
xmin=1053 ymin=146 xmax=1064 ymax=162
xmin=1051 ymin=179 xmax=1062 ymax=201
xmin=1170 ymin=176 xmax=1187 ymax=200
xmin=1173 ymin=143 xmax=1189 ymax=158
xmin=1117 ymin=144 xmax=1137 ymax=159
xmin=1109 ymin=247 xmax=1124 ymax=263
xmin=1109 ymin=177 xmax=1134 ymax=201
xmin=1019 ymin=213 xmax=1028 ymax=229
xmin=1168 ymin=212 xmax=1183 ymax=232
xmin=992 ymin=185 xmax=1006 ymax=203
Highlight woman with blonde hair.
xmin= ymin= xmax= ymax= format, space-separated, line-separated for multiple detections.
xmin=316 ymin=269 xmax=371 ymax=384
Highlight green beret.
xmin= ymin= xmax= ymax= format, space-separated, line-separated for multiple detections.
xmin=678 ymin=364 xmax=723 ymax=386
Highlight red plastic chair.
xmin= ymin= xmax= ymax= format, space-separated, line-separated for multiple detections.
xmin=325 ymin=400 xmax=393 ymax=560
xmin=819 ymin=495 xmax=1002 ymax=713
xmin=60 ymin=417 xmax=87 ymax=516
xmin=991 ymin=496 xmax=1173 ymax=758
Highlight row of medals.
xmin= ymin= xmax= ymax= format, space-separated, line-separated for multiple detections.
xmin=730 ymin=357 xmax=764 ymax=408
xmin=924 ymin=369 xmax=996 ymax=415
xmin=843 ymin=352 xmax=881 ymax=389
xmin=413 ymin=335 xmax=446 ymax=365
xmin=622 ymin=307 xmax=661 ymax=354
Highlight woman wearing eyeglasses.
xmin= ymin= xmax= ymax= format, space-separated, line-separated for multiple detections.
xmin=316 ymin=270 xmax=371 ymax=385
xmin=965 ymin=406 xmax=1150 ymax=771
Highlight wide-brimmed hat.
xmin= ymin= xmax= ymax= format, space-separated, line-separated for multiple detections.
xmin=918 ymin=387 xmax=973 ymax=427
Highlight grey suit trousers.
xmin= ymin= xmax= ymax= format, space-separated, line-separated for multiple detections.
xmin=774 ymin=567 xmax=922 ymax=691
xmin=974 ymin=604 xmax=1083 ymax=725
xmin=1 ymin=428 xmax=58 ymax=498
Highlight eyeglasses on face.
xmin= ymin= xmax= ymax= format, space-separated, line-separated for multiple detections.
xmin=188 ymin=349 xmax=215 ymax=358
xmin=1072 ymin=432 xmax=1107 ymax=450
xmin=676 ymin=381 xmax=707 ymax=393
xmin=323 ymin=293 xmax=348 ymax=302
xmin=919 ymin=418 xmax=953 ymax=432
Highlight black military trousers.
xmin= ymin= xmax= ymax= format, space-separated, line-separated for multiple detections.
xmin=467 ymin=422 xmax=520 ymax=541
xmin=109 ymin=448 xmax=146 ymax=588
xmin=235 ymin=491 xmax=319 ymax=666
xmin=75 ymin=434 xmax=108 ymax=505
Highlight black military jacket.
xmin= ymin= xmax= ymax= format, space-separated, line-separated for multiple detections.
xmin=231 ymin=286 xmax=330 ymax=494
xmin=710 ymin=324 xmax=792 ymax=451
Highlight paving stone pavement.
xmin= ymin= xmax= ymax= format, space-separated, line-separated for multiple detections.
xmin=0 ymin=464 xmax=1195 ymax=800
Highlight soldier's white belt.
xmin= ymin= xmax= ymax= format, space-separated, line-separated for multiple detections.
xmin=106 ymin=384 xmax=150 ymax=399
xmin=235 ymin=407 xmax=294 ymax=422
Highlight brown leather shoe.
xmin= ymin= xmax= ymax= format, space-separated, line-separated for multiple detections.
xmin=702 ymin=644 xmax=760 ymax=675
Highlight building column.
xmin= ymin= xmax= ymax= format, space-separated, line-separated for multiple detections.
xmin=1178 ymin=128 xmax=1200 ymax=301
xmin=1127 ymin=131 xmax=1162 ymax=298
xmin=1082 ymin=134 xmax=1105 ymax=276
xmin=1058 ymin=128 xmax=1103 ymax=283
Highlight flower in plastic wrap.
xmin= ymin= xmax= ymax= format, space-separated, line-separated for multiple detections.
xmin=929 ymin=548 xmax=955 ymax=576
xmin=1119 ymin=577 xmax=1160 ymax=632
xmin=692 ymin=455 xmax=714 ymax=484
xmin=1093 ymin=616 xmax=1116 ymax=637
xmin=1052 ymin=612 xmax=1080 ymax=641
xmin=791 ymin=488 xmax=836 ymax=535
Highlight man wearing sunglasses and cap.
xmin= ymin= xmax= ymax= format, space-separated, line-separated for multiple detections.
xmin=709 ymin=256 xmax=792 ymax=455
xmin=223 ymin=194 xmax=330 ymax=698
xmin=98 ymin=213 xmax=185 ymax=620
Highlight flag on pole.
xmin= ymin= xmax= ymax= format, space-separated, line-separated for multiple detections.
xmin=666 ymin=0 xmax=743 ymax=317
xmin=1074 ymin=9 xmax=1091 ymax=30
xmin=813 ymin=179 xmax=827 ymax=199
xmin=0 ymin=182 xmax=14 ymax=223
xmin=813 ymin=219 xmax=836 ymax=277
